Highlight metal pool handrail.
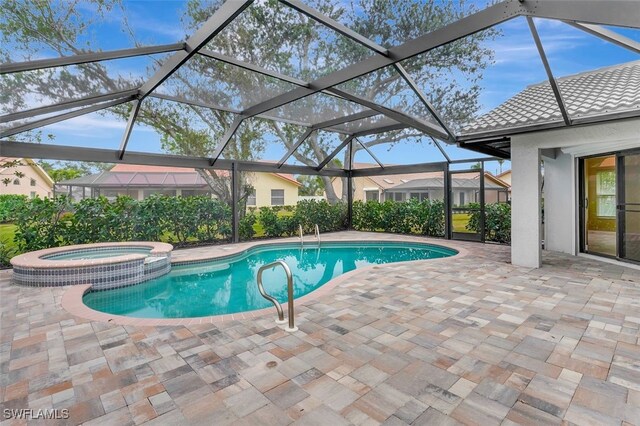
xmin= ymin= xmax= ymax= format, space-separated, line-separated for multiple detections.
xmin=298 ymin=224 xmax=304 ymax=246
xmin=257 ymin=260 xmax=298 ymax=332
xmin=314 ymin=224 xmax=320 ymax=246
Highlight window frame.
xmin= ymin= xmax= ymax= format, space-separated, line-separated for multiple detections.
xmin=271 ymin=189 xmax=285 ymax=206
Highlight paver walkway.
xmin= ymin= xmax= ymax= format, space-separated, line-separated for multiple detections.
xmin=1 ymin=232 xmax=639 ymax=425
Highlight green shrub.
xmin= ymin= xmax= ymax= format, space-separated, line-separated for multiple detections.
xmin=294 ymin=200 xmax=347 ymax=233
xmin=0 ymin=194 xmax=28 ymax=223
xmin=352 ymin=199 xmax=444 ymax=237
xmin=14 ymin=196 xmax=72 ymax=251
xmin=239 ymin=211 xmax=257 ymax=241
xmin=467 ymin=202 xmax=511 ymax=243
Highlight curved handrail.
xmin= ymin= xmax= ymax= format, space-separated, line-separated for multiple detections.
xmin=298 ymin=224 xmax=304 ymax=246
xmin=257 ymin=260 xmax=297 ymax=332
xmin=314 ymin=224 xmax=320 ymax=246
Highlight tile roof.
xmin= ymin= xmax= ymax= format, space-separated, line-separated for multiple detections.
xmin=109 ymin=164 xmax=300 ymax=186
xmin=462 ymin=60 xmax=640 ymax=135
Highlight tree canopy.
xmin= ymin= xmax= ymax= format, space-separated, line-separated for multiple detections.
xmin=1 ymin=0 xmax=496 ymax=203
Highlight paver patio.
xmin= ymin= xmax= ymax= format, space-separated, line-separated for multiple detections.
xmin=1 ymin=232 xmax=639 ymax=425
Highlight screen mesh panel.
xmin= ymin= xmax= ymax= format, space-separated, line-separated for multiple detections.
xmin=204 ymin=0 xmax=373 ymax=82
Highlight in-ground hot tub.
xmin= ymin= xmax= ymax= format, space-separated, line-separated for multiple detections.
xmin=10 ymin=242 xmax=173 ymax=290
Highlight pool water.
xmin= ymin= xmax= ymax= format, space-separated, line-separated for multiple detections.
xmin=83 ymin=242 xmax=456 ymax=318
xmin=45 ymin=247 xmax=153 ymax=260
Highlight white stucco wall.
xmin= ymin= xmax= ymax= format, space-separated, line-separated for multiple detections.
xmin=543 ymin=152 xmax=575 ymax=255
xmin=510 ymin=118 xmax=640 ymax=268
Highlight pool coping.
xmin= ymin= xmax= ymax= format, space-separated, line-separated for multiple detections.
xmin=60 ymin=232 xmax=470 ymax=326
xmin=10 ymin=241 xmax=174 ymax=269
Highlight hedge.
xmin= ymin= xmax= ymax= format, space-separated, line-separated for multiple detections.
xmin=467 ymin=202 xmax=511 ymax=243
xmin=352 ymin=198 xmax=445 ymax=237
xmin=5 ymin=196 xmax=349 ymax=254
xmin=0 ymin=195 xmax=27 ymax=223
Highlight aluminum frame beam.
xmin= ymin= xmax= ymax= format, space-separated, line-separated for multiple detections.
xmin=316 ymin=135 xmax=354 ymax=171
xmin=567 ymin=22 xmax=640 ymax=54
xmin=353 ymin=123 xmax=408 ymax=137
xmin=241 ymin=0 xmax=524 ymax=118
xmin=311 ymin=110 xmax=380 ymax=130
xmin=0 ymin=96 xmax=136 ymax=139
xmin=527 ymin=17 xmax=571 ymax=126
xmin=0 ymin=43 xmax=185 ymax=75
xmin=355 ymin=138 xmax=384 ymax=169
xmin=278 ymin=0 xmax=389 ymax=56
xmin=351 ymin=161 xmax=447 ymax=177
xmin=0 ymin=140 xmax=347 ymax=177
xmin=1 ymin=89 xmax=139 ymax=123
xmin=118 ymin=100 xmax=142 ymax=160
xmin=520 ymin=1 xmax=640 ymax=28
xmin=327 ymin=88 xmax=449 ymax=140
xmin=193 ymin=50 xmax=406 ymax=134
xmin=393 ymin=63 xmax=455 ymax=141
xmin=138 ymin=0 xmax=254 ymax=100
xmin=210 ymin=116 xmax=245 ymax=166
xmin=149 ymin=93 xmax=322 ymax=129
xmin=277 ymin=128 xmax=315 ymax=168
xmin=429 ymin=136 xmax=451 ymax=163
xmin=198 ymin=49 xmax=309 ymax=87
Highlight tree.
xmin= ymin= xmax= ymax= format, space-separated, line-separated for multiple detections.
xmin=297 ymin=175 xmax=325 ymax=196
xmin=1 ymin=0 xmax=496 ymax=205
xmin=470 ymin=162 xmax=482 ymax=170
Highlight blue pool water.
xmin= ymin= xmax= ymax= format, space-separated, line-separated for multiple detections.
xmin=83 ymin=241 xmax=456 ymax=318
xmin=45 ymin=247 xmax=152 ymax=260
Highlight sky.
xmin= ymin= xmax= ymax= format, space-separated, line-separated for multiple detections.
xmin=8 ymin=0 xmax=640 ymax=176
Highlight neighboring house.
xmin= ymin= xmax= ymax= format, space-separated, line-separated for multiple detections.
xmin=58 ymin=164 xmax=300 ymax=207
xmin=497 ymin=170 xmax=511 ymax=186
xmin=331 ymin=164 xmax=510 ymax=205
xmin=461 ymin=60 xmax=640 ymax=267
xmin=0 ymin=157 xmax=53 ymax=198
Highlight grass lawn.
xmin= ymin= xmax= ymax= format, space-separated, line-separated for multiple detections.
xmin=0 ymin=223 xmax=17 ymax=249
xmin=452 ymin=213 xmax=474 ymax=233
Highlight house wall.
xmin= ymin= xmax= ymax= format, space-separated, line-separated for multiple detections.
xmin=247 ymin=172 xmax=299 ymax=207
xmin=510 ymin=118 xmax=640 ymax=268
xmin=332 ymin=176 xmax=378 ymax=202
xmin=544 ymin=152 xmax=574 ymax=255
xmin=0 ymin=160 xmax=52 ymax=198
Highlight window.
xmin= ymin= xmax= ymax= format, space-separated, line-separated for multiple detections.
xmin=459 ymin=192 xmax=465 ymax=206
xmin=30 ymin=191 xmax=36 ymax=198
xmin=385 ymin=192 xmax=404 ymax=202
xmin=271 ymin=189 xmax=284 ymax=206
xmin=365 ymin=190 xmax=379 ymax=202
xmin=13 ymin=178 xmax=20 ymax=185
xmin=410 ymin=192 xmax=429 ymax=202
xmin=247 ymin=189 xmax=256 ymax=206
xmin=30 ymin=178 xmax=36 ymax=187
xmin=596 ymin=170 xmax=616 ymax=217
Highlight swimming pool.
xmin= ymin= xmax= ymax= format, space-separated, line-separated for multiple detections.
xmin=83 ymin=241 xmax=457 ymax=318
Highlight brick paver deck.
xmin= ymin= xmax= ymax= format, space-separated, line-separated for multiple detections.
xmin=1 ymin=232 xmax=639 ymax=425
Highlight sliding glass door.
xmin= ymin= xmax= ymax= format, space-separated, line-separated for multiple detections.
xmin=619 ymin=152 xmax=640 ymax=263
xmin=583 ymin=155 xmax=617 ymax=257
xmin=580 ymin=149 xmax=640 ymax=264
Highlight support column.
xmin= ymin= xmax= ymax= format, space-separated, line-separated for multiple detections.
xmin=347 ymin=172 xmax=353 ymax=229
xmin=444 ymin=163 xmax=451 ymax=239
xmin=231 ymin=162 xmax=239 ymax=243
xmin=511 ymin=143 xmax=542 ymax=268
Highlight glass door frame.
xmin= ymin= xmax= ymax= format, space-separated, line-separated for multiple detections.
xmin=578 ymin=148 xmax=640 ymax=265
xmin=617 ymin=148 xmax=640 ymax=265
